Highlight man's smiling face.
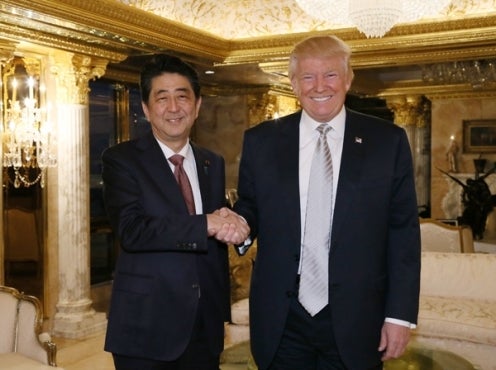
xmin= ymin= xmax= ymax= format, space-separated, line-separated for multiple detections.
xmin=291 ymin=56 xmax=352 ymax=123
xmin=142 ymin=72 xmax=201 ymax=152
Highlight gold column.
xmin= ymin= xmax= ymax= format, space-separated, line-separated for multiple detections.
xmin=387 ymin=95 xmax=431 ymax=211
xmin=0 ymin=41 xmax=16 ymax=285
xmin=115 ymin=83 xmax=130 ymax=143
xmin=46 ymin=50 xmax=109 ymax=338
xmin=246 ymin=91 xmax=299 ymax=128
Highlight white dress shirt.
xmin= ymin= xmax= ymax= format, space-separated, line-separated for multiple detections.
xmin=298 ymin=106 xmax=345 ymax=270
xmin=297 ymin=107 xmax=414 ymax=329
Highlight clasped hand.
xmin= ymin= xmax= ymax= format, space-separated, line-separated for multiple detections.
xmin=207 ymin=207 xmax=250 ymax=245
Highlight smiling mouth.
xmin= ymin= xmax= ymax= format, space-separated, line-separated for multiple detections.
xmin=311 ymin=96 xmax=332 ymax=102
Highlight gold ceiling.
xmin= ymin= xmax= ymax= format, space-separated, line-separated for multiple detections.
xmin=118 ymin=0 xmax=495 ymax=40
xmin=0 ymin=0 xmax=496 ymax=96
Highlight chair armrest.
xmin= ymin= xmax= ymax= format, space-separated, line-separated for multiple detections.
xmin=39 ymin=332 xmax=58 ymax=367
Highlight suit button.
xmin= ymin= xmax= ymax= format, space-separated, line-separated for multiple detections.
xmin=286 ymin=291 xmax=295 ymax=297
xmin=294 ymin=254 xmax=300 ymax=262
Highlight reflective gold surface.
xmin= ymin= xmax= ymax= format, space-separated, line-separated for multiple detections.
xmin=384 ymin=345 xmax=476 ymax=370
xmin=221 ymin=342 xmax=476 ymax=370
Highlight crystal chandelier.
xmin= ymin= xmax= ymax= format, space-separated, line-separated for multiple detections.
xmin=422 ymin=59 xmax=496 ymax=89
xmin=1 ymin=57 xmax=57 ymax=188
xmin=295 ymin=0 xmax=451 ymax=38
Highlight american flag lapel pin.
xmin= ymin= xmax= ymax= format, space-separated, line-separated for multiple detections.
xmin=355 ymin=136 xmax=363 ymax=144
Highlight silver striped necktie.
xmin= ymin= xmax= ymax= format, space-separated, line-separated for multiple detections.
xmin=298 ymin=123 xmax=333 ymax=316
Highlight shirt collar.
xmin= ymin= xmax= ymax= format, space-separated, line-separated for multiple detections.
xmin=156 ymin=138 xmax=192 ymax=161
xmin=300 ymin=106 xmax=346 ymax=140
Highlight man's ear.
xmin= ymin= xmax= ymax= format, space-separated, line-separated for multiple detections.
xmin=142 ymin=101 xmax=150 ymax=121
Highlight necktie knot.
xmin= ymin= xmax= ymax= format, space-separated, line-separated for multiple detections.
xmin=317 ymin=123 xmax=332 ymax=136
xmin=169 ymin=154 xmax=184 ymax=167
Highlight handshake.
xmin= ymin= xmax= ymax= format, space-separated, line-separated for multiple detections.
xmin=207 ymin=207 xmax=250 ymax=245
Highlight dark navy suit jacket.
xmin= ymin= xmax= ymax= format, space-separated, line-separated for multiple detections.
xmin=102 ymin=132 xmax=230 ymax=361
xmin=234 ymin=109 xmax=421 ymax=369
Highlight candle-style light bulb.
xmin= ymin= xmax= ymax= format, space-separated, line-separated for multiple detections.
xmin=12 ymin=78 xmax=17 ymax=102
xmin=28 ymin=76 xmax=34 ymax=100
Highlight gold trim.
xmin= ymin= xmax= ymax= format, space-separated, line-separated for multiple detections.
xmin=0 ymin=0 xmax=495 ymax=97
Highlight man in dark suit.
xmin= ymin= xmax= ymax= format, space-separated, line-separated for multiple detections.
xmin=102 ymin=54 xmax=249 ymax=370
xmin=233 ymin=35 xmax=421 ymax=369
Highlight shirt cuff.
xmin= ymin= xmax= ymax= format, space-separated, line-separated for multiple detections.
xmin=235 ymin=236 xmax=252 ymax=255
xmin=385 ymin=317 xmax=416 ymax=329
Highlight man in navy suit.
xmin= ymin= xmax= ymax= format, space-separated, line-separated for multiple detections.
xmin=233 ymin=35 xmax=421 ymax=369
xmin=102 ymin=54 xmax=249 ymax=370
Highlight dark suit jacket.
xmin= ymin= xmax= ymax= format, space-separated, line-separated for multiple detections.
xmin=102 ymin=132 xmax=230 ymax=361
xmin=234 ymin=109 xmax=421 ymax=369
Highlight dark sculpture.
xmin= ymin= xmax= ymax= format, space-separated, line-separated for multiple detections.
xmin=439 ymin=165 xmax=496 ymax=240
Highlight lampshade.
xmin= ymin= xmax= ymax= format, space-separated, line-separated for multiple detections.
xmin=295 ymin=0 xmax=452 ymax=38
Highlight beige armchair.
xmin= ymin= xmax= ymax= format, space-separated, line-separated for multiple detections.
xmin=419 ymin=218 xmax=474 ymax=253
xmin=0 ymin=286 xmax=62 ymax=368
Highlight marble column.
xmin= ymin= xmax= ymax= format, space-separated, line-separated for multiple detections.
xmin=48 ymin=51 xmax=109 ymax=338
xmin=387 ymin=96 xmax=431 ymax=211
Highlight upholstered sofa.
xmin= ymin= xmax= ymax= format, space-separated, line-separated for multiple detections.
xmin=224 ymin=249 xmax=496 ymax=369
xmin=411 ymin=252 xmax=496 ymax=370
xmin=0 ymin=286 xmax=63 ymax=369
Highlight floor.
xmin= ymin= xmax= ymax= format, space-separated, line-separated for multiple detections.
xmin=52 ymin=282 xmax=250 ymax=370
xmin=4 ymin=251 xmax=250 ymax=369
xmin=55 ymin=333 xmax=249 ymax=370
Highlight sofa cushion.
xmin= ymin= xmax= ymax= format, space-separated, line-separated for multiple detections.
xmin=420 ymin=252 xmax=496 ymax=301
xmin=231 ymin=298 xmax=249 ymax=325
xmin=417 ymin=295 xmax=496 ymax=346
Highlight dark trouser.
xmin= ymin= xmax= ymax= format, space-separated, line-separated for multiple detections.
xmin=112 ymin=308 xmax=220 ymax=370
xmin=266 ymin=297 xmax=382 ymax=370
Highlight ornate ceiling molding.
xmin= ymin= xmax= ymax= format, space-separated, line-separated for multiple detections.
xmin=0 ymin=0 xmax=228 ymax=62
xmin=2 ymin=0 xmax=496 ymax=67
xmin=118 ymin=0 xmax=496 ymax=40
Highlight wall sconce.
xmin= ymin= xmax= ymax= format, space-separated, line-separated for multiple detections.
xmin=1 ymin=56 xmax=56 ymax=188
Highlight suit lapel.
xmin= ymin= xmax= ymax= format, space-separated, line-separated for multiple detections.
xmin=331 ymin=110 xmax=366 ymax=248
xmin=135 ymin=132 xmax=190 ymax=211
xmin=277 ymin=113 xmax=302 ymax=244
xmin=191 ymin=143 xmax=212 ymax=212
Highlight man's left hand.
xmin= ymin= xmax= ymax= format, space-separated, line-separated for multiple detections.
xmin=378 ymin=322 xmax=410 ymax=361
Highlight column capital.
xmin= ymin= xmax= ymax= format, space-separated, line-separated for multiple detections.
xmin=48 ymin=51 xmax=108 ymax=105
xmin=386 ymin=95 xmax=430 ymax=128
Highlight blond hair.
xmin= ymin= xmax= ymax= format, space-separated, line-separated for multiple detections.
xmin=288 ymin=35 xmax=354 ymax=81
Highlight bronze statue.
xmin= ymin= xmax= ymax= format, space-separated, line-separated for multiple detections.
xmin=439 ymin=165 xmax=496 ymax=240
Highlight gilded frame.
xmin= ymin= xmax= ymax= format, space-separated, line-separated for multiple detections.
xmin=463 ymin=119 xmax=496 ymax=153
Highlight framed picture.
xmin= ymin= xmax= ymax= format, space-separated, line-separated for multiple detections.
xmin=463 ymin=119 xmax=496 ymax=153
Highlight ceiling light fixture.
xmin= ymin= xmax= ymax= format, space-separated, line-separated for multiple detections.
xmin=1 ymin=57 xmax=57 ymax=188
xmin=422 ymin=59 xmax=496 ymax=89
xmin=295 ymin=0 xmax=451 ymax=38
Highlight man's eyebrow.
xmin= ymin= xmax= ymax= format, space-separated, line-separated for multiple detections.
xmin=155 ymin=87 xmax=190 ymax=95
